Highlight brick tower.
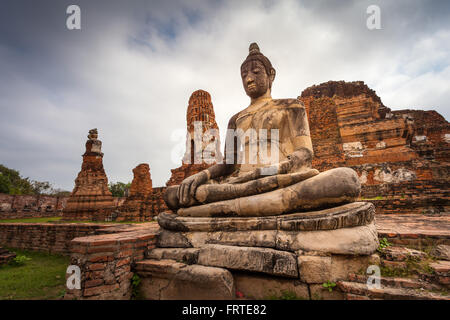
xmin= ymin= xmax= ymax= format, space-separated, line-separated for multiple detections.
xmin=63 ymin=129 xmax=115 ymax=221
xmin=167 ymin=90 xmax=222 ymax=186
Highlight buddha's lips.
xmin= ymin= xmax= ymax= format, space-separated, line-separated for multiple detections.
xmin=247 ymin=84 xmax=256 ymax=90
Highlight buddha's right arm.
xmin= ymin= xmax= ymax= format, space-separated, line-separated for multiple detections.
xmin=203 ymin=112 xmax=240 ymax=180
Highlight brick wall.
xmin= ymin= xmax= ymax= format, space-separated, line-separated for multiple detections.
xmin=0 ymin=194 xmax=69 ymax=219
xmin=0 ymin=223 xmax=107 ymax=254
xmin=65 ymin=224 xmax=158 ymax=300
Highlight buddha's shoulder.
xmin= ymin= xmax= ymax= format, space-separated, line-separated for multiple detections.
xmin=272 ymin=98 xmax=305 ymax=109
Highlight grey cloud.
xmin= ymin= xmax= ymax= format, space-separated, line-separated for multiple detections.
xmin=0 ymin=0 xmax=448 ymax=190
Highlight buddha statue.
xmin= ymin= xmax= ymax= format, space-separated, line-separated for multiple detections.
xmin=164 ymin=43 xmax=361 ymax=217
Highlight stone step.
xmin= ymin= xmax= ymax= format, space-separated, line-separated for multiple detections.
xmin=348 ymin=273 xmax=441 ymax=291
xmin=337 ymin=281 xmax=449 ymax=300
xmin=381 ymin=246 xmax=427 ymax=262
xmin=135 ymin=259 xmax=235 ymax=300
xmin=147 ymin=245 xmax=298 ymax=278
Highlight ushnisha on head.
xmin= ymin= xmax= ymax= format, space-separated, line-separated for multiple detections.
xmin=240 ymin=43 xmax=276 ymax=99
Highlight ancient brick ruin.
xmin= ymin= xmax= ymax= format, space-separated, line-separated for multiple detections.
xmin=299 ymin=81 xmax=449 ymax=214
xmin=0 ymin=193 xmax=68 ymax=219
xmin=166 ymin=89 xmax=222 ymax=186
xmin=117 ymin=163 xmax=163 ymax=221
xmin=63 ymin=129 xmax=116 ymax=221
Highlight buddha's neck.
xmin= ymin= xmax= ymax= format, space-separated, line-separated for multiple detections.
xmin=250 ymin=89 xmax=272 ymax=107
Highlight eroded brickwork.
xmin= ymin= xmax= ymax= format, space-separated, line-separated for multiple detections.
xmin=167 ymin=90 xmax=222 ymax=186
xmin=0 ymin=194 xmax=68 ymax=219
xmin=63 ymin=129 xmax=115 ymax=221
xmin=117 ymin=164 xmax=156 ymax=221
xmin=299 ymin=81 xmax=450 ymax=214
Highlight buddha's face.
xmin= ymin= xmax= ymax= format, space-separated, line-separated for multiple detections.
xmin=241 ymin=60 xmax=272 ymax=99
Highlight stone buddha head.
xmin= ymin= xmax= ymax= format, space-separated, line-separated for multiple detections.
xmin=240 ymin=43 xmax=276 ymax=99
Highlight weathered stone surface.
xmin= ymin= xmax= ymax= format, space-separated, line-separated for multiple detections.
xmin=382 ymin=246 xmax=427 ymax=262
xmin=63 ymin=129 xmax=115 ymax=221
xmin=297 ymin=255 xmax=331 ymax=283
xmin=157 ymin=223 xmax=378 ymax=255
xmin=310 ymin=283 xmax=345 ymax=300
xmin=156 ymin=230 xmax=192 ymax=248
xmin=135 ymin=259 xmax=234 ymax=300
xmin=176 ymin=167 xmax=361 ymax=217
xmin=276 ymin=222 xmax=379 ymax=255
xmin=158 ymin=202 xmax=374 ymax=232
xmin=146 ymin=248 xmax=200 ymax=265
xmin=337 ymin=280 xmax=449 ymax=300
xmin=197 ymin=244 xmax=298 ymax=278
xmin=233 ymin=273 xmax=309 ymax=300
xmin=297 ymin=253 xmax=379 ymax=284
xmin=431 ymin=245 xmax=450 ymax=261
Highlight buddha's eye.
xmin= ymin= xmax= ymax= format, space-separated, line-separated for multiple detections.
xmin=253 ymin=69 xmax=260 ymax=74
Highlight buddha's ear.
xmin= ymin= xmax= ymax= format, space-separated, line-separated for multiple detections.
xmin=269 ymin=68 xmax=276 ymax=82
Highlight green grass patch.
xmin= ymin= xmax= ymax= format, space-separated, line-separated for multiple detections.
xmin=0 ymin=217 xmax=64 ymax=224
xmin=267 ymin=290 xmax=306 ymax=300
xmin=0 ymin=249 xmax=70 ymax=300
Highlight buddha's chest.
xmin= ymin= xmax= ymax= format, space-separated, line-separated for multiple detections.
xmin=235 ymin=107 xmax=285 ymax=134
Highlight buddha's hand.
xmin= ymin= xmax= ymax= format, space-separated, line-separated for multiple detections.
xmin=177 ymin=170 xmax=209 ymax=206
xmin=285 ymin=148 xmax=313 ymax=173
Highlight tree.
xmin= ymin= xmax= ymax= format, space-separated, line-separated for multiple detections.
xmin=0 ymin=164 xmax=33 ymax=195
xmin=30 ymin=180 xmax=52 ymax=195
xmin=109 ymin=181 xmax=131 ymax=197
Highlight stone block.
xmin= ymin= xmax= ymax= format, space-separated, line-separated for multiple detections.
xmin=310 ymin=283 xmax=345 ymax=300
xmin=136 ymin=259 xmax=234 ymax=300
xmin=233 ymin=273 xmax=309 ymax=300
xmin=276 ymin=222 xmax=379 ymax=255
xmin=297 ymin=255 xmax=331 ymax=283
xmin=197 ymin=244 xmax=298 ymax=278
xmin=147 ymin=248 xmax=200 ymax=264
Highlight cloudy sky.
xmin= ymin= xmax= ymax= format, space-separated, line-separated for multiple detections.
xmin=0 ymin=0 xmax=449 ymax=190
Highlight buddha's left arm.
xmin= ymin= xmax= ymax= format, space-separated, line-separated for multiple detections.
xmin=281 ymin=102 xmax=314 ymax=172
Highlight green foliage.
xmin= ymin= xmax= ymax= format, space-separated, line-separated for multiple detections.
xmin=10 ymin=255 xmax=31 ymax=266
xmin=377 ymin=237 xmax=391 ymax=252
xmin=131 ymin=274 xmax=141 ymax=299
xmin=109 ymin=181 xmax=131 ymax=197
xmin=0 ymin=249 xmax=70 ymax=300
xmin=0 ymin=164 xmax=33 ymax=195
xmin=268 ymin=290 xmax=305 ymax=300
xmin=322 ymin=281 xmax=336 ymax=292
xmin=0 ymin=164 xmax=69 ymax=196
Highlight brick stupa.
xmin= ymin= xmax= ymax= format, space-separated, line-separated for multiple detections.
xmin=63 ymin=129 xmax=115 ymax=221
xmin=117 ymin=163 xmax=154 ymax=222
xmin=166 ymin=89 xmax=223 ymax=186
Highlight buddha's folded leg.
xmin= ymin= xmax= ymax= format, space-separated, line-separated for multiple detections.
xmin=163 ymin=169 xmax=319 ymax=210
xmin=195 ymin=169 xmax=319 ymax=203
xmin=177 ymin=167 xmax=361 ymax=217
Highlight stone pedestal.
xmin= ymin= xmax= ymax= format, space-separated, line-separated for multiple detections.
xmin=136 ymin=202 xmax=379 ymax=300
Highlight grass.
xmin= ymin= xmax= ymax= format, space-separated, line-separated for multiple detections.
xmin=0 ymin=249 xmax=70 ymax=300
xmin=380 ymin=255 xmax=435 ymax=278
xmin=267 ymin=290 xmax=306 ymax=300
xmin=0 ymin=217 xmax=152 ymax=224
